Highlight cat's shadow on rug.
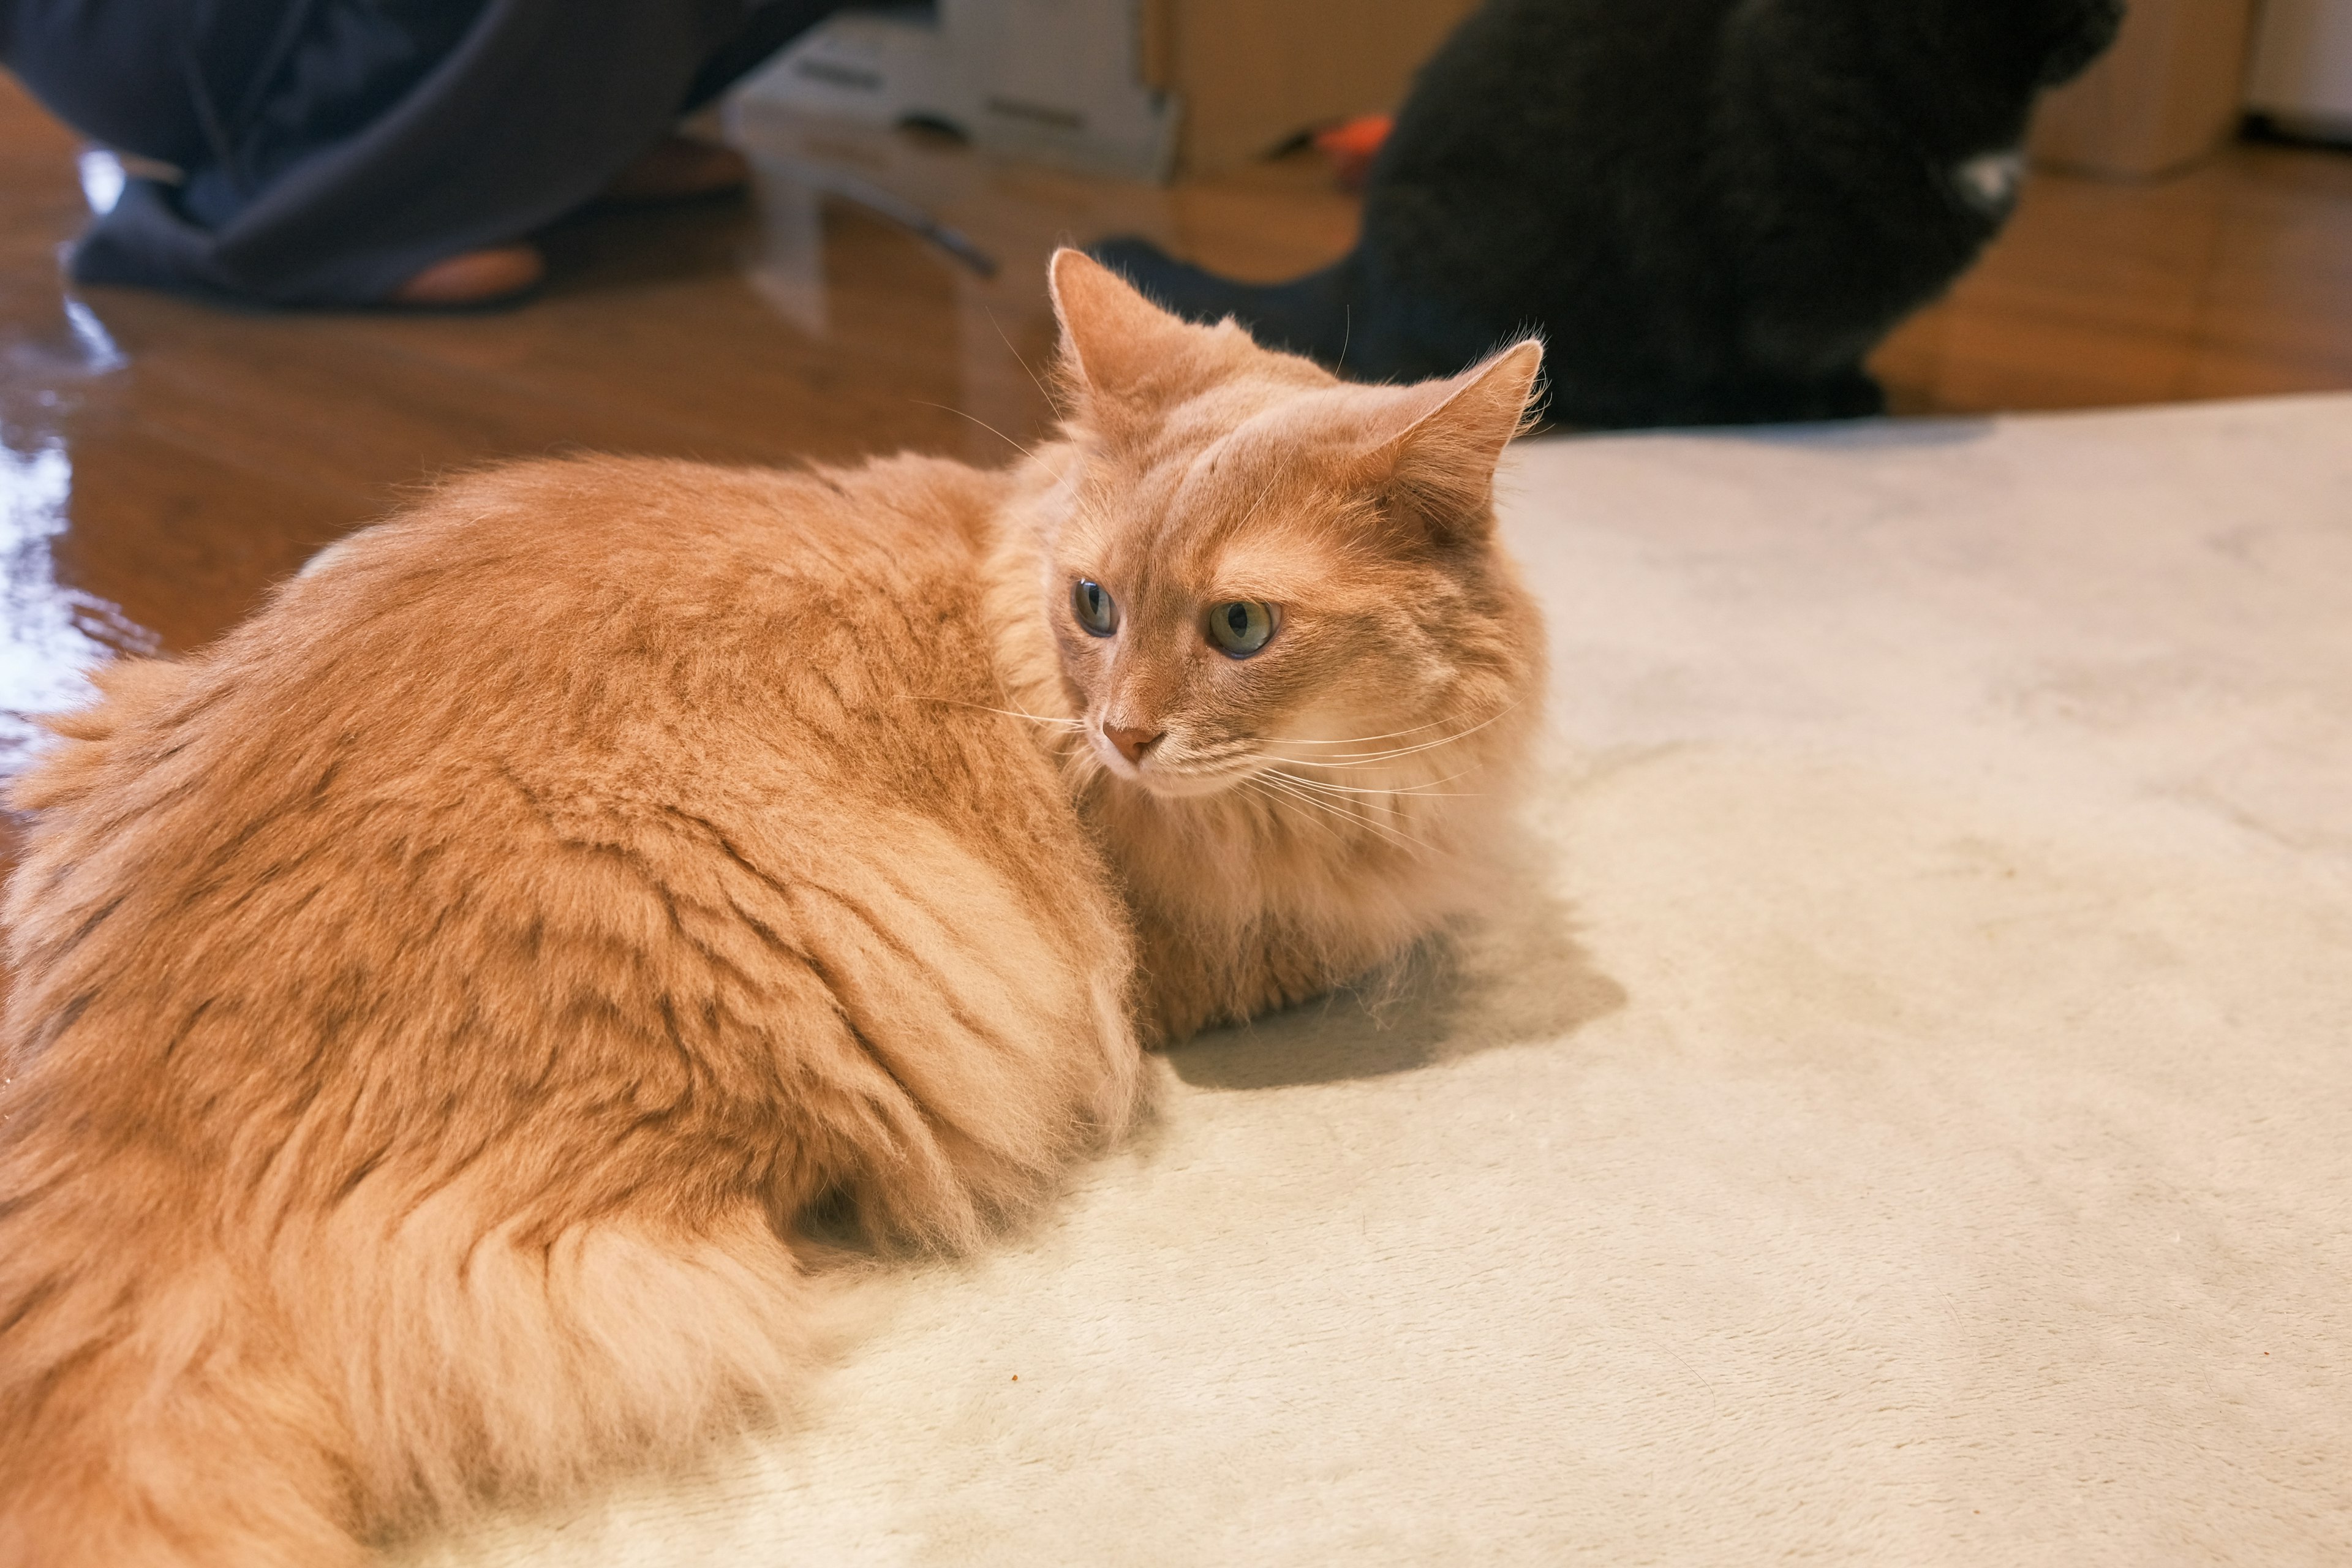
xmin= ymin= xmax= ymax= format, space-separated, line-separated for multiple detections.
xmin=1166 ymin=845 xmax=1626 ymax=1092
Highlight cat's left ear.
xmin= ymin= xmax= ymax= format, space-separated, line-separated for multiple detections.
xmin=1360 ymin=339 xmax=1545 ymax=539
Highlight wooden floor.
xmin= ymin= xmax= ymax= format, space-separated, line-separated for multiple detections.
xmin=1877 ymin=137 xmax=2352 ymax=412
xmin=2 ymin=66 xmax=2350 ymax=816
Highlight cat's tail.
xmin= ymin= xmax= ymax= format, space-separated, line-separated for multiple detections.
xmin=1088 ymin=237 xmax=1363 ymax=371
xmin=0 ymin=1133 xmax=823 ymax=1567
xmin=0 ymin=1161 xmax=361 ymax=1568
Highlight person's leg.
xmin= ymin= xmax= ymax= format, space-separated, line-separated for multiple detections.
xmin=1 ymin=0 xmax=277 ymax=169
xmin=3 ymin=0 xmax=530 ymax=303
xmin=598 ymin=0 xmax=860 ymax=211
xmin=221 ymin=0 xmax=538 ymax=304
xmin=198 ymin=0 xmax=489 ymax=225
xmin=51 ymin=0 xmax=850 ymax=307
xmin=680 ymin=0 xmax=847 ymax=113
xmin=396 ymin=0 xmax=846 ymax=302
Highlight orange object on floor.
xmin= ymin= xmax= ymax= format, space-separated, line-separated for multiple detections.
xmin=1311 ymin=114 xmax=1392 ymax=190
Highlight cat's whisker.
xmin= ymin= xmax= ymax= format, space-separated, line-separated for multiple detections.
xmin=1242 ymin=779 xmax=1362 ymax=853
xmin=1264 ymin=767 xmax=1481 ymax=799
xmin=1250 ymin=769 xmax=1432 ymax=856
xmin=1175 ymin=742 xmax=1263 ymax=771
xmin=1280 ymin=761 xmax=1484 ymax=790
xmin=1259 ymin=704 xmax=1521 ymax=764
xmin=1268 ymin=717 xmax=1515 ymax=768
xmin=906 ymin=400 xmax=1038 ymax=461
xmin=1276 ymin=748 xmax=1469 ymax=769
xmin=1246 ymin=772 xmax=1363 ymax=842
xmin=1233 ymin=471 xmax=1284 ymax=536
xmin=1287 ymin=795 xmax=1431 ymax=859
xmin=1256 ymin=700 xmax=1521 ymax=750
xmin=1170 ymin=762 xmax=1264 ymax=784
xmin=1254 ymin=718 xmax=1462 ymax=746
xmin=1262 ymin=777 xmax=1428 ymax=843
xmin=984 ymin=306 xmax=1063 ymax=417
xmin=1238 ymin=777 xmax=1340 ymax=842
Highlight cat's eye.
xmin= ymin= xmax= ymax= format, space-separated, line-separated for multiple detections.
xmin=1205 ymin=600 xmax=1278 ymax=658
xmin=1072 ymin=579 xmax=1118 ymax=637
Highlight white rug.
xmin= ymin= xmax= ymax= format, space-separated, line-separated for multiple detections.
xmin=407 ymin=395 xmax=2352 ymax=1567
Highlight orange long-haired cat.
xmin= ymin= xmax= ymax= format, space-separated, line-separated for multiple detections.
xmin=0 ymin=252 xmax=1544 ymax=1566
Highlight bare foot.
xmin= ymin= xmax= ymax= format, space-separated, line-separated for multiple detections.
xmin=601 ymin=135 xmax=751 ymax=203
xmin=386 ymin=244 xmax=546 ymax=306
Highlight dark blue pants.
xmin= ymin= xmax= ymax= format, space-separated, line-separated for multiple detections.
xmin=2 ymin=0 xmax=843 ymax=304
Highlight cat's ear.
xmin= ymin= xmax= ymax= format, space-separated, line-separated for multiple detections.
xmin=1048 ymin=249 xmax=1204 ymax=409
xmin=1359 ymin=339 xmax=1545 ymax=538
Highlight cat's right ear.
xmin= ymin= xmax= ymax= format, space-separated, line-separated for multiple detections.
xmin=1049 ymin=249 xmax=1205 ymax=415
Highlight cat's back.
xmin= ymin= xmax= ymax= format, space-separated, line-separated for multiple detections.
xmin=9 ymin=450 xmax=1064 ymax=931
xmin=69 ymin=451 xmax=1022 ymax=826
xmin=292 ymin=451 xmax=1004 ymax=734
xmin=4 ymin=453 xmax=1137 ymax=1242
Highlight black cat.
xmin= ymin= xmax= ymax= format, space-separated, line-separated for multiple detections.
xmin=1093 ymin=0 xmax=2122 ymax=426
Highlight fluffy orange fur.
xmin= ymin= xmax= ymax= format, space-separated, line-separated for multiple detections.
xmin=0 ymin=253 xmax=1544 ymax=1566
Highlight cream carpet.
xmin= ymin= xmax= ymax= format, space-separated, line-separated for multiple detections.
xmin=407 ymin=394 xmax=2352 ymax=1566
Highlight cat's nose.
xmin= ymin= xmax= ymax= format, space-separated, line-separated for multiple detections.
xmin=1105 ymin=725 xmax=1164 ymax=765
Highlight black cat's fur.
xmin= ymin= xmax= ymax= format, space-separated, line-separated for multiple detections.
xmin=1093 ymin=0 xmax=2122 ymax=427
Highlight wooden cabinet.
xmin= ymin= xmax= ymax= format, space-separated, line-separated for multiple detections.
xmin=1139 ymin=0 xmax=1476 ymax=174
xmin=2032 ymin=0 xmax=2258 ymax=178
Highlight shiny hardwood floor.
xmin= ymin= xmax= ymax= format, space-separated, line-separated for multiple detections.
xmin=1876 ymin=137 xmax=2352 ymax=412
xmin=2 ymin=65 xmax=2350 ymax=839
